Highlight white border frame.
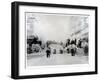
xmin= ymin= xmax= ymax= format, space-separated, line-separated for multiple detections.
xmin=19 ymin=5 xmax=95 ymax=76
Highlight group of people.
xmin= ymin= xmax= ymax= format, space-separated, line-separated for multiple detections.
xmin=27 ymin=35 xmax=88 ymax=58
xmin=66 ymin=38 xmax=88 ymax=55
xmin=45 ymin=38 xmax=88 ymax=58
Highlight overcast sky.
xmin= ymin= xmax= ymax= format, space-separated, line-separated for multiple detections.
xmin=26 ymin=13 xmax=88 ymax=42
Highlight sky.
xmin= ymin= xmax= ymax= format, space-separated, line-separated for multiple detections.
xmin=26 ymin=12 xmax=89 ymax=42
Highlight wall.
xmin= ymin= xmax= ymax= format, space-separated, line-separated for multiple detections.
xmin=0 ymin=0 xmax=99 ymax=81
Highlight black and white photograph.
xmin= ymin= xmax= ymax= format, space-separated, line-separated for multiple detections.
xmin=11 ymin=2 xmax=97 ymax=79
xmin=26 ymin=12 xmax=89 ymax=67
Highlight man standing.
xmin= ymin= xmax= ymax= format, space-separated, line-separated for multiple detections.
xmin=46 ymin=47 xmax=51 ymax=58
xmin=71 ymin=44 xmax=76 ymax=56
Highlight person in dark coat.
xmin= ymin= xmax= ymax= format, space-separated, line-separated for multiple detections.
xmin=74 ymin=38 xmax=77 ymax=45
xmin=84 ymin=45 xmax=88 ymax=55
xmin=66 ymin=39 xmax=70 ymax=47
xmin=77 ymin=39 xmax=82 ymax=48
xmin=71 ymin=48 xmax=75 ymax=56
xmin=46 ymin=47 xmax=51 ymax=58
xmin=70 ymin=44 xmax=76 ymax=56
xmin=67 ymin=48 xmax=70 ymax=53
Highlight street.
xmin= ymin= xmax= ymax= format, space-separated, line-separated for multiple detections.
xmin=27 ymin=52 xmax=88 ymax=66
